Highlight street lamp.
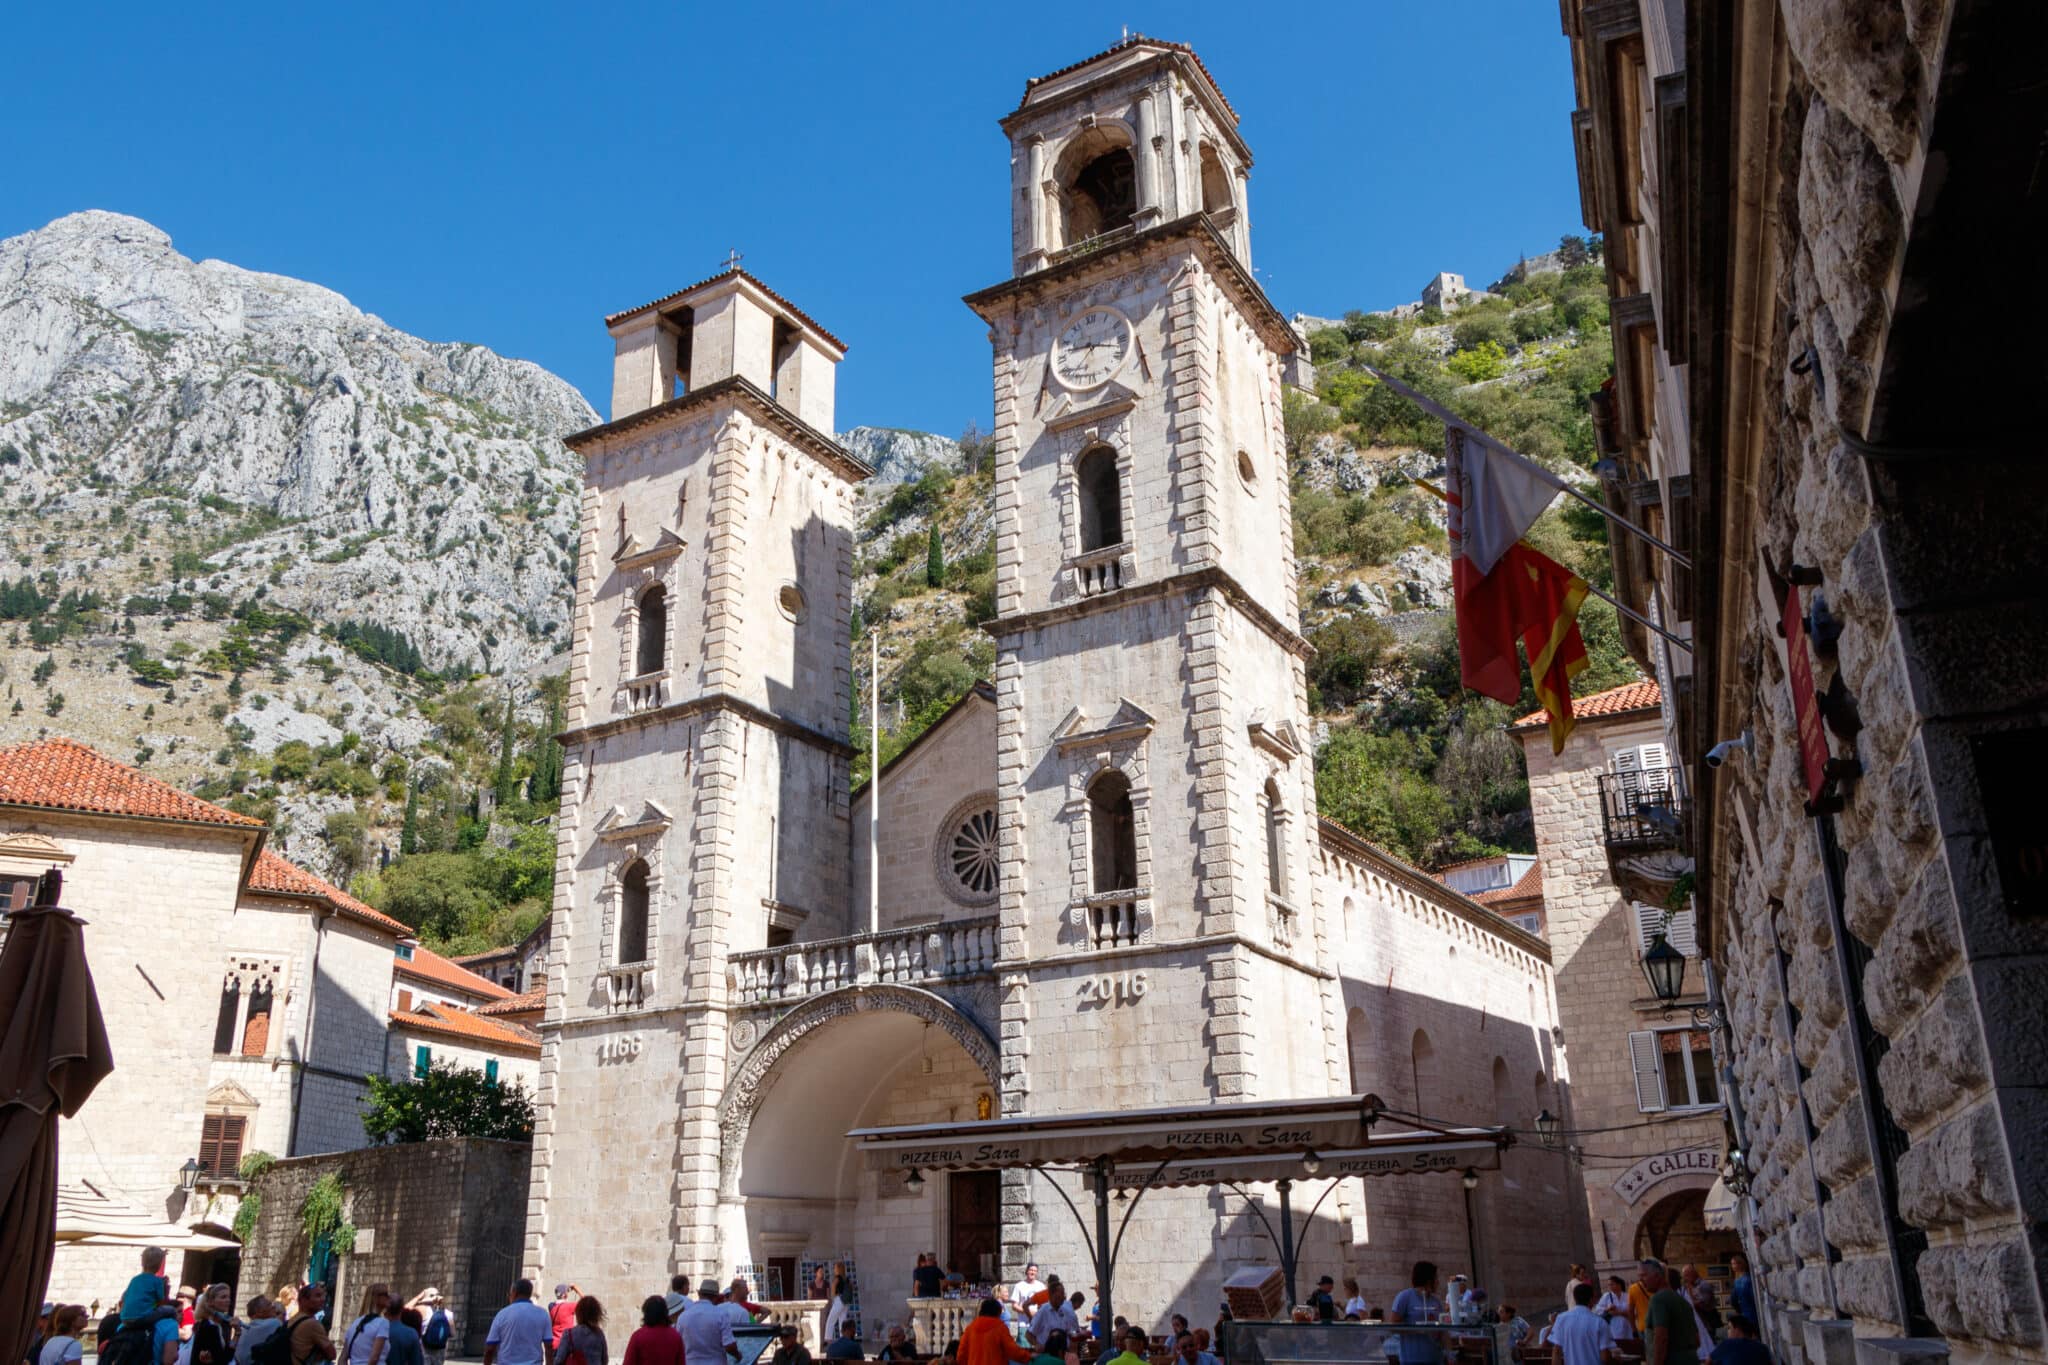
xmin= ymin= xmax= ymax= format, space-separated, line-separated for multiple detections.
xmin=1460 ymin=1169 xmax=1479 ymax=1191
xmin=1640 ymin=931 xmax=1688 ymax=1004
xmin=179 ymin=1158 xmax=201 ymax=1192
xmin=1535 ymin=1110 xmax=1562 ymax=1148
xmin=905 ymin=1168 xmax=925 ymax=1194
xmin=1302 ymin=1149 xmax=1323 ymax=1176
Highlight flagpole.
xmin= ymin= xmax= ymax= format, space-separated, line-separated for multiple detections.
xmin=1578 ymin=579 xmax=1695 ymax=653
xmin=1360 ymin=365 xmax=1693 ymax=570
xmin=869 ymin=630 xmax=880 ymax=936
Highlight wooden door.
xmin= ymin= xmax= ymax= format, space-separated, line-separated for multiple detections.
xmin=948 ymin=1171 xmax=1001 ymax=1282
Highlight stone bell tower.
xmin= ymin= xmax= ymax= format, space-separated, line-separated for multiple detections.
xmin=967 ymin=36 xmax=1341 ymax=1297
xmin=526 ymin=266 xmax=869 ymax=1289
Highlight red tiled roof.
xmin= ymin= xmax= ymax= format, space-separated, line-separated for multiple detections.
xmin=0 ymin=737 xmax=263 ymax=828
xmin=247 ymin=849 xmax=411 ymax=937
xmin=603 ymin=267 xmax=848 ymax=353
xmin=389 ymin=1003 xmax=540 ymax=1054
xmin=1473 ymin=861 xmax=1545 ymax=907
xmin=397 ymin=944 xmax=515 ymax=1001
xmin=1514 ymin=679 xmax=1661 ymax=729
xmin=477 ymin=986 xmax=544 ymax=1018
xmin=450 ymin=946 xmax=516 ymax=966
xmin=1019 ymin=34 xmax=1237 ymax=121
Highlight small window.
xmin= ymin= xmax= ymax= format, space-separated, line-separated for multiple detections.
xmin=198 ymin=1114 xmax=246 ymax=1177
xmin=1261 ymin=779 xmax=1286 ymax=898
xmin=414 ymin=1045 xmax=432 ymax=1079
xmin=1199 ymin=143 xmax=1233 ymax=217
xmin=395 ymin=943 xmax=415 ymax=961
xmin=618 ymin=859 xmax=651 ymax=964
xmin=1075 ymin=446 xmax=1122 ymax=554
xmin=1628 ymin=1028 xmax=1720 ymax=1112
xmin=1236 ymin=449 xmax=1258 ymax=490
xmin=777 ymin=582 xmax=807 ymax=623
xmin=240 ymin=982 xmax=273 ymax=1057
xmin=636 ymin=584 xmax=668 ymax=677
xmin=485 ymin=1059 xmax=499 ymax=1084
xmin=397 ymin=988 xmax=413 ymax=1013
xmin=1087 ymin=771 xmax=1136 ymax=894
xmin=0 ymin=875 xmax=37 ymax=912
xmin=212 ymin=982 xmax=241 ymax=1056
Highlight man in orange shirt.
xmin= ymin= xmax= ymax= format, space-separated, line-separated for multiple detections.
xmin=961 ymin=1300 xmax=1035 ymax=1365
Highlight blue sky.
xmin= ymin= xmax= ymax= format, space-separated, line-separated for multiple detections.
xmin=1 ymin=3 xmax=1584 ymax=436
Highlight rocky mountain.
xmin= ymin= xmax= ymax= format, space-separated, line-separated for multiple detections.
xmin=0 ymin=211 xmax=595 ymax=677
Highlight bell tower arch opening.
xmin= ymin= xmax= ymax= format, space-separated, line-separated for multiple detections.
xmin=1053 ymin=125 xmax=1137 ymax=251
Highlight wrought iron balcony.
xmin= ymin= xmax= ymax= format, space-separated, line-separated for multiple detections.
xmin=1598 ymin=766 xmax=1689 ymax=851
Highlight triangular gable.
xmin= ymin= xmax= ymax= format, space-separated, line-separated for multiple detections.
xmin=594 ymin=799 xmax=673 ymax=841
xmin=852 ymin=683 xmax=998 ymax=813
xmin=204 ymin=1080 xmax=258 ymax=1111
xmin=1044 ymin=382 xmax=1141 ymax=433
xmin=1247 ymin=713 xmax=1305 ymax=762
xmin=1053 ymin=698 xmax=1156 ymax=751
xmin=616 ymin=525 xmax=687 ymax=570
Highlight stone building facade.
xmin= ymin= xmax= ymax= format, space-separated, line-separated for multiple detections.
xmin=0 ymin=738 xmax=409 ymax=1308
xmin=527 ymin=36 xmax=1589 ymax=1334
xmin=1514 ymin=681 xmax=1737 ymax=1279
xmin=1562 ymin=4 xmax=2048 ymax=1365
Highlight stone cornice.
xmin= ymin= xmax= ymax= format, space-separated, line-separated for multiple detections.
xmin=562 ymin=374 xmax=873 ymax=483
xmin=1316 ymin=817 xmax=1553 ymax=965
xmin=983 ymin=564 xmax=1312 ymax=660
xmin=560 ymin=691 xmax=856 ymax=760
xmin=964 ymin=213 xmax=1298 ymax=356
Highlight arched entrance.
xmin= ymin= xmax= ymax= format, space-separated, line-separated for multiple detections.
xmin=1633 ymin=1185 xmax=1741 ymax=1269
xmin=718 ymin=987 xmax=999 ymax=1312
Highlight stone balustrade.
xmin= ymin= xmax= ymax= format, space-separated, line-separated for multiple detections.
xmin=755 ymin=1300 xmax=827 ymax=1353
xmin=1071 ymin=544 xmax=1127 ymax=597
xmin=730 ymin=916 xmax=1000 ymax=1006
xmin=907 ymin=1298 xmax=979 ymax=1354
xmin=606 ymin=960 xmax=655 ymax=1007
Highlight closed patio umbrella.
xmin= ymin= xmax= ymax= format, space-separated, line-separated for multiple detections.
xmin=0 ymin=870 xmax=113 ymax=1360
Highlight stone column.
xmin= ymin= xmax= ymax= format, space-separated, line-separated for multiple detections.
xmin=1134 ymin=90 xmax=1162 ymax=227
xmin=1020 ymin=135 xmax=1048 ymax=273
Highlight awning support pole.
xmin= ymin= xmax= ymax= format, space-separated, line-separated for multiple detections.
xmin=1092 ymin=1158 xmax=1114 ymax=1336
xmin=1277 ymin=1178 xmax=1298 ymax=1309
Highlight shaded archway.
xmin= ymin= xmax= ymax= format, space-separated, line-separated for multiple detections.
xmin=1053 ymin=126 xmax=1137 ymax=249
xmin=718 ymin=987 xmax=1000 ymax=1308
xmin=1632 ymin=1184 xmax=1740 ymax=1268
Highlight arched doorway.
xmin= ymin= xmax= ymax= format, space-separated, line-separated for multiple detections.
xmin=719 ymin=987 xmax=999 ymax=1318
xmin=1633 ymin=1185 xmax=1741 ymax=1269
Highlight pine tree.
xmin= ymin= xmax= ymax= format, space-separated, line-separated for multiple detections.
xmin=399 ymin=781 xmax=420 ymax=856
xmin=926 ymin=524 xmax=945 ymax=587
xmin=493 ymin=690 xmax=519 ymax=807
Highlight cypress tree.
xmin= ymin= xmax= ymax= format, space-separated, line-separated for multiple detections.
xmin=399 ymin=781 xmax=420 ymax=856
xmin=493 ymin=690 xmax=519 ymax=807
xmin=529 ymin=695 xmax=564 ymax=804
xmin=925 ymin=524 xmax=944 ymax=587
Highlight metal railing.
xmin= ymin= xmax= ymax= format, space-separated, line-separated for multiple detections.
xmin=729 ymin=916 xmax=1000 ymax=1006
xmin=1598 ymin=766 xmax=1689 ymax=850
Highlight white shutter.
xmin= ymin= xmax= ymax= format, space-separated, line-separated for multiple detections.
xmin=1635 ymin=901 xmax=1698 ymax=958
xmin=1628 ymin=1031 xmax=1668 ymax=1112
xmin=1632 ymin=902 xmax=1663 ymax=952
xmin=1668 ymin=907 xmax=1699 ymax=957
xmin=1637 ymin=742 xmax=1669 ymax=770
xmin=1611 ymin=746 xmax=1643 ymax=776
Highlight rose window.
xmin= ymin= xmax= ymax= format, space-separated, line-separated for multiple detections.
xmin=939 ymin=797 xmax=1001 ymax=905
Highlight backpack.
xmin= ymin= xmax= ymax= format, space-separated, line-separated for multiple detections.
xmin=99 ymin=1326 xmax=159 ymax=1365
xmin=251 ymin=1319 xmax=298 ymax=1365
xmin=422 ymin=1311 xmax=450 ymax=1350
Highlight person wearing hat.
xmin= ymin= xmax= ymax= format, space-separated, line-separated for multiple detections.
xmin=552 ymin=1287 xmax=584 ymax=1352
xmin=404 ymin=1292 xmax=453 ymax=1365
xmin=677 ymin=1280 xmax=740 ymax=1365
xmin=768 ymin=1324 xmax=813 ymax=1365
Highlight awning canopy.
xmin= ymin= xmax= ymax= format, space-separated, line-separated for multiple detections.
xmin=55 ymin=1182 xmax=238 ymax=1249
xmin=1702 ymin=1175 xmax=1737 ymax=1231
xmin=851 ymin=1092 xmax=1507 ymax=1174
xmin=1106 ymin=1131 xmax=1506 ymax=1189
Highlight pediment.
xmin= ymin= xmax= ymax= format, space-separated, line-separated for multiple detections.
xmin=205 ymin=1080 xmax=258 ymax=1112
xmin=1044 ymin=381 xmax=1141 ymax=433
xmin=0 ymin=831 xmax=75 ymax=866
xmin=615 ymin=525 xmax=687 ymax=569
xmin=595 ymin=799 xmax=674 ymax=841
xmin=1247 ymin=714 xmax=1305 ymax=762
xmin=1053 ymin=698 xmax=1156 ymax=752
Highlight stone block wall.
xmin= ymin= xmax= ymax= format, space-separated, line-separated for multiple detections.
xmin=239 ymin=1137 xmax=531 ymax=1354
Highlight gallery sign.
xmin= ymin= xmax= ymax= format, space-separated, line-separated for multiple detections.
xmin=1612 ymin=1146 xmax=1719 ymax=1205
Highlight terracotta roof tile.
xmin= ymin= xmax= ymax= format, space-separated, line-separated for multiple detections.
xmin=1514 ymin=679 xmax=1662 ymax=729
xmin=397 ymin=944 xmax=515 ymax=1000
xmin=1473 ymin=861 xmax=1545 ymax=906
xmin=246 ymin=850 xmax=411 ymax=937
xmin=477 ymin=986 xmax=544 ymax=1018
xmin=389 ymin=1003 xmax=540 ymax=1054
xmin=0 ymin=737 xmax=263 ymax=828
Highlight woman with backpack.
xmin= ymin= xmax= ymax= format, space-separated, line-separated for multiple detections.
xmin=558 ymin=1298 xmax=608 ymax=1365
xmin=342 ymin=1287 xmax=392 ymax=1365
xmin=405 ymin=1292 xmax=453 ymax=1365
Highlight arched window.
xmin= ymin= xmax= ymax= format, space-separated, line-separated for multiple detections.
xmin=636 ymin=584 xmax=667 ymax=677
xmin=212 ymin=981 xmax=240 ymax=1056
xmin=240 ymin=981 xmax=273 ymax=1057
xmin=1055 ymin=128 xmax=1137 ymax=247
xmin=618 ymin=859 xmax=651 ymax=964
xmin=1347 ymin=1007 xmax=1373 ymax=1095
xmin=1199 ymin=143 xmax=1233 ymax=217
xmin=1491 ymin=1056 xmax=1513 ymax=1126
xmin=1261 ymin=778 xmax=1286 ymax=897
xmin=1088 ymin=770 xmax=1136 ymax=894
xmin=1411 ymin=1029 xmax=1437 ymax=1113
xmin=1075 ymin=446 xmax=1122 ymax=553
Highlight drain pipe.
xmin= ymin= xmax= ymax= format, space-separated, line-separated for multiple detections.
xmin=287 ymin=904 xmax=335 ymax=1159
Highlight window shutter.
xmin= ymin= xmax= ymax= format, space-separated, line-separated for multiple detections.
xmin=1668 ymin=907 xmax=1698 ymax=957
xmin=198 ymin=1114 xmax=225 ymax=1173
xmin=1612 ymin=746 xmax=1642 ymax=775
xmin=415 ymin=1045 xmax=431 ymax=1078
xmin=485 ymin=1059 xmax=499 ymax=1084
xmin=219 ymin=1116 xmax=245 ymax=1174
xmin=1628 ymin=1031 xmax=1667 ymax=1112
xmin=1632 ymin=902 xmax=1663 ymax=952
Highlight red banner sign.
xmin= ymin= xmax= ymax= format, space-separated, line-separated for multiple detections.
xmin=1783 ymin=583 xmax=1829 ymax=807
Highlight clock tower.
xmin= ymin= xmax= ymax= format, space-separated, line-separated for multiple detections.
xmin=968 ymin=35 xmax=1346 ymax=1298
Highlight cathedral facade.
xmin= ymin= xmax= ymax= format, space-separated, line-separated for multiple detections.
xmin=526 ymin=37 xmax=1587 ymax=1329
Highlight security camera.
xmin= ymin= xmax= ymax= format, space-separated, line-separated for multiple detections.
xmin=1704 ymin=731 xmax=1754 ymax=769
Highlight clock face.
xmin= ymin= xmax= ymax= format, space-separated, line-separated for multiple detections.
xmin=1053 ymin=308 xmax=1132 ymax=390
